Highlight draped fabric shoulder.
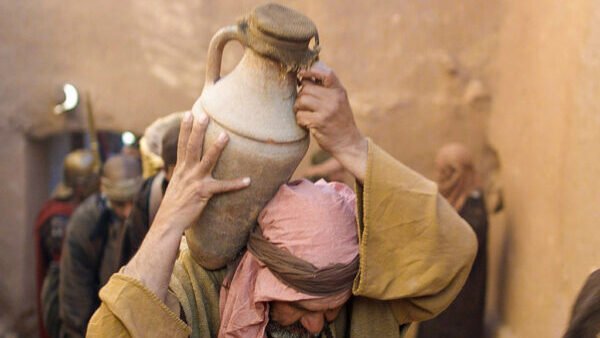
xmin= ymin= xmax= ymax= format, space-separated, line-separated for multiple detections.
xmin=170 ymin=248 xmax=227 ymax=338
xmin=88 ymin=249 xmax=228 ymax=338
xmin=87 ymin=273 xmax=190 ymax=338
xmin=348 ymin=296 xmax=411 ymax=338
xmin=352 ymin=140 xmax=477 ymax=325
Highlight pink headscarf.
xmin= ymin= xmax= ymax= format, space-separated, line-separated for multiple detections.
xmin=218 ymin=179 xmax=358 ymax=338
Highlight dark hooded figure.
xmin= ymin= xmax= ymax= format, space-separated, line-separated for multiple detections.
xmin=418 ymin=143 xmax=489 ymax=338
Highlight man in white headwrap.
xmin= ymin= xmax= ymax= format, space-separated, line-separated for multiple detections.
xmin=87 ymin=61 xmax=477 ymax=338
xmin=139 ymin=112 xmax=185 ymax=179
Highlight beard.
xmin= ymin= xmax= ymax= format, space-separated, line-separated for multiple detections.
xmin=265 ymin=320 xmax=331 ymax=338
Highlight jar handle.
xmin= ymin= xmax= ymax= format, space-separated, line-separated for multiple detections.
xmin=205 ymin=25 xmax=245 ymax=87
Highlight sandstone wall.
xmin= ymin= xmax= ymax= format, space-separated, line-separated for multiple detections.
xmin=489 ymin=0 xmax=600 ymax=337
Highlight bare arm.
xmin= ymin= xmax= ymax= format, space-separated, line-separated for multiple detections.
xmin=123 ymin=111 xmax=250 ymax=302
xmin=294 ymin=62 xmax=368 ymax=183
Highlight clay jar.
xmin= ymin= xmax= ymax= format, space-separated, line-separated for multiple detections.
xmin=187 ymin=5 xmax=319 ymax=269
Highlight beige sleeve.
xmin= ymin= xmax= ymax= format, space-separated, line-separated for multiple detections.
xmin=352 ymin=140 xmax=477 ymax=325
xmin=87 ymin=273 xmax=191 ymax=338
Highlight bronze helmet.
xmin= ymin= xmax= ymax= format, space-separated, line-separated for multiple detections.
xmin=53 ymin=149 xmax=99 ymax=200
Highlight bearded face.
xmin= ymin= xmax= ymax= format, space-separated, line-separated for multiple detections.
xmin=265 ymin=319 xmax=331 ymax=338
xmin=264 ymin=290 xmax=350 ymax=338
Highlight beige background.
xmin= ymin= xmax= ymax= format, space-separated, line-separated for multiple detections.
xmin=0 ymin=1 xmax=598 ymax=337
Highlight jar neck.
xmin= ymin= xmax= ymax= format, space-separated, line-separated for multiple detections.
xmin=237 ymin=49 xmax=297 ymax=91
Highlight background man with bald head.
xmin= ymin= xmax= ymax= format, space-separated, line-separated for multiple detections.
xmin=58 ymin=154 xmax=142 ymax=338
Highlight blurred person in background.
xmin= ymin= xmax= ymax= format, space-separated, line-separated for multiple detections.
xmin=138 ymin=112 xmax=185 ymax=179
xmin=58 ymin=154 xmax=142 ymax=338
xmin=417 ymin=143 xmax=489 ymax=338
xmin=563 ymin=268 xmax=600 ymax=338
xmin=304 ymin=149 xmax=352 ymax=186
xmin=34 ymin=149 xmax=99 ymax=338
xmin=118 ymin=119 xmax=180 ymax=266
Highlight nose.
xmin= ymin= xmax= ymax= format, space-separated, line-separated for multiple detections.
xmin=300 ymin=312 xmax=325 ymax=335
xmin=122 ymin=202 xmax=133 ymax=218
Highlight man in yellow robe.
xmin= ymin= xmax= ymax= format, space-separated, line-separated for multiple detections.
xmin=87 ymin=62 xmax=477 ymax=338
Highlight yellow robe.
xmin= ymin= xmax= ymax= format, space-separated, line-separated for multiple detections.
xmin=87 ymin=140 xmax=477 ymax=338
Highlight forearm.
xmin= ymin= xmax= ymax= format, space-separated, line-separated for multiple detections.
xmin=333 ymin=136 xmax=368 ymax=184
xmin=121 ymin=111 xmax=250 ymax=302
xmin=123 ymin=213 xmax=183 ymax=303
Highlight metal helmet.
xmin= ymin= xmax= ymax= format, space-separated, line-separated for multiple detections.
xmin=53 ymin=149 xmax=99 ymax=200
